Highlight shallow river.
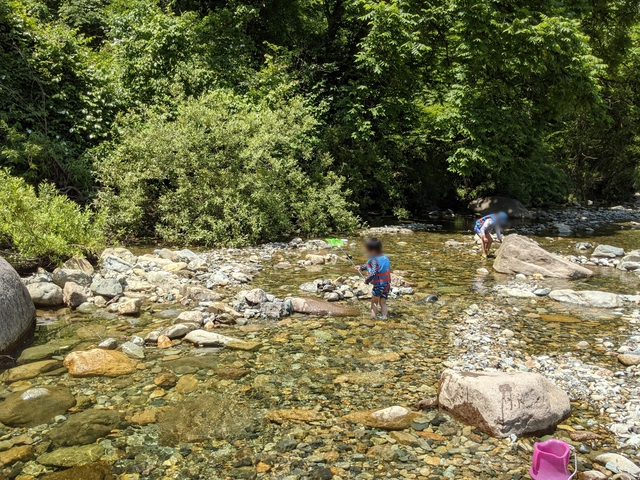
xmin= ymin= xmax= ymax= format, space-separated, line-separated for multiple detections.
xmin=3 ymin=223 xmax=640 ymax=479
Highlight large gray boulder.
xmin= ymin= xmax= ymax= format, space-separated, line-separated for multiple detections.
xmin=468 ymin=196 xmax=531 ymax=218
xmin=0 ymin=257 xmax=36 ymax=355
xmin=548 ymin=289 xmax=623 ymax=308
xmin=493 ymin=235 xmax=593 ymax=279
xmin=438 ymin=369 xmax=571 ymax=438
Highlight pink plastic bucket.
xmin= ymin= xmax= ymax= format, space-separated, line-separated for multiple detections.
xmin=530 ymin=439 xmax=575 ymax=480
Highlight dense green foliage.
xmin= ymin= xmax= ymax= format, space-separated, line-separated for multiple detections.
xmin=1 ymin=0 xmax=639 ymax=249
xmin=0 ymin=169 xmax=104 ymax=264
xmin=95 ymin=90 xmax=357 ymax=245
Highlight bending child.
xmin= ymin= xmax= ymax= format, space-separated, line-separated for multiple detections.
xmin=474 ymin=211 xmax=508 ymax=258
xmin=356 ymin=238 xmax=391 ymax=319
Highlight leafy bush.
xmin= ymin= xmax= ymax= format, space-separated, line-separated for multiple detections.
xmin=95 ymin=89 xmax=358 ymax=246
xmin=0 ymin=169 xmax=105 ymax=264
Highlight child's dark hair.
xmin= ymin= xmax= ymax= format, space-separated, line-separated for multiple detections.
xmin=365 ymin=237 xmax=383 ymax=253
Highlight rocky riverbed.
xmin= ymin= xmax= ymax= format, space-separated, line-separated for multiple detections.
xmin=1 ymin=207 xmax=640 ymax=479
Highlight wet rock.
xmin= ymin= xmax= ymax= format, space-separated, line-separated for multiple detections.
xmin=594 ymin=454 xmax=640 ymax=476
xmin=266 ymin=409 xmax=325 ymax=424
xmin=176 ymin=374 xmax=199 ymax=393
xmin=121 ymin=341 xmax=145 ymax=359
xmin=548 ymin=289 xmax=623 ymax=308
xmin=286 ymin=297 xmax=360 ymax=316
xmin=63 ymin=349 xmax=138 ymax=377
xmin=41 ymin=461 xmax=113 ymax=480
xmin=0 ymin=445 xmax=34 ymax=466
xmin=343 ymin=406 xmax=421 ymax=430
xmin=116 ymin=298 xmax=142 ymax=316
xmin=438 ymin=369 xmax=571 ymax=437
xmin=592 ymin=245 xmax=624 ymax=258
xmin=157 ymin=335 xmax=172 ymax=348
xmin=17 ymin=343 xmax=69 ymax=363
xmin=570 ymin=431 xmax=601 ymax=442
xmin=215 ymin=367 xmax=250 ymax=380
xmin=578 ymin=471 xmax=607 ymax=480
xmin=63 ymin=281 xmax=90 ymax=308
xmin=154 ymin=371 xmax=178 ymax=388
xmin=0 ymin=257 xmax=36 ymax=355
xmin=52 ymin=269 xmax=92 ymax=288
xmin=158 ymin=393 xmax=255 ymax=444
xmin=183 ymin=330 xmax=241 ymax=347
xmin=306 ymin=254 xmax=325 ymax=265
xmin=0 ymin=359 xmax=61 ymax=383
xmin=97 ymin=338 xmax=118 ymax=350
xmin=90 ymin=278 xmax=123 ymax=298
xmin=0 ymin=386 xmax=76 ymax=427
xmin=27 ymin=282 xmax=64 ymax=307
xmin=37 ymin=444 xmax=105 ymax=467
xmin=47 ymin=409 xmax=125 ymax=446
xmin=468 ymin=196 xmax=531 ymax=218
xmin=493 ymin=235 xmax=593 ymax=278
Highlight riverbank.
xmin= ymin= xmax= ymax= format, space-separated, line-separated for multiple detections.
xmin=1 ymin=205 xmax=640 ymax=479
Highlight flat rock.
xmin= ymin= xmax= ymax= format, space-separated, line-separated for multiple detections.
xmin=548 ymin=289 xmax=623 ymax=308
xmin=37 ymin=444 xmax=104 ymax=468
xmin=41 ymin=461 xmax=113 ymax=480
xmin=183 ymin=330 xmax=240 ymax=347
xmin=47 ymin=409 xmax=125 ymax=446
xmin=286 ymin=297 xmax=359 ymax=316
xmin=0 ymin=359 xmax=61 ymax=383
xmin=266 ymin=409 xmax=325 ymax=424
xmin=63 ymin=349 xmax=138 ymax=377
xmin=343 ymin=405 xmax=421 ymax=430
xmin=17 ymin=343 xmax=71 ymax=364
xmin=27 ymin=282 xmax=64 ymax=307
xmin=0 ymin=386 xmax=76 ymax=427
xmin=0 ymin=257 xmax=36 ymax=355
xmin=0 ymin=445 xmax=34 ymax=467
xmin=493 ymin=235 xmax=593 ymax=279
xmin=592 ymin=245 xmax=624 ymax=258
xmin=438 ymin=369 xmax=571 ymax=437
xmin=594 ymin=453 xmax=640 ymax=475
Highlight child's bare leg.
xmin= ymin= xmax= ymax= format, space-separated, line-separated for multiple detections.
xmin=370 ymin=296 xmax=380 ymax=318
xmin=486 ymin=235 xmax=493 ymax=254
xmin=380 ymin=298 xmax=388 ymax=318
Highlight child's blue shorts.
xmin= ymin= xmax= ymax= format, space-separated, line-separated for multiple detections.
xmin=372 ymin=283 xmax=390 ymax=299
